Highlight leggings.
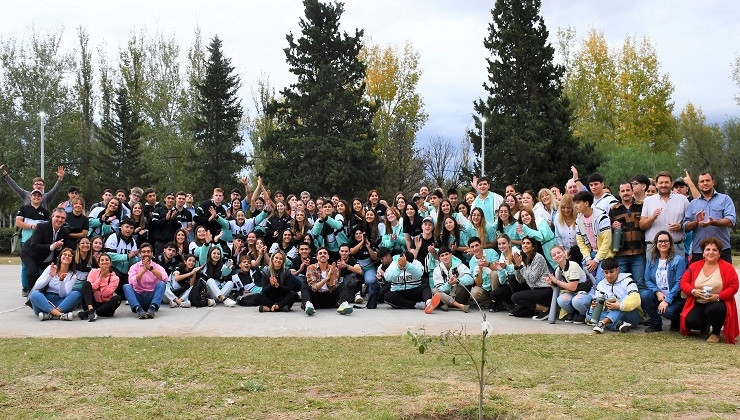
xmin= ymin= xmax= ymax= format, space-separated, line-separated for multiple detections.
xmin=685 ymin=301 xmax=726 ymax=336
xmin=511 ymin=288 xmax=553 ymax=317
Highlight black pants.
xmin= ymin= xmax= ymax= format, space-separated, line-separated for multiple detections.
xmin=685 ymin=301 xmax=726 ymax=335
xmin=342 ymin=274 xmax=363 ymax=298
xmin=301 ymin=281 xmax=349 ymax=309
xmin=261 ymin=285 xmax=299 ymax=310
xmin=112 ymin=267 xmax=129 ymax=298
xmin=384 ymin=284 xmax=432 ymax=309
xmin=20 ymin=255 xmax=45 ymax=291
xmin=92 ymin=295 xmax=123 ymax=317
xmin=511 ymin=287 xmax=553 ymax=317
xmin=691 ymin=248 xmax=732 ymax=264
xmin=490 ymin=275 xmax=529 ymax=306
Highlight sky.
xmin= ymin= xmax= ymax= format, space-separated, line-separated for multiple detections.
xmin=1 ymin=0 xmax=738 ymax=144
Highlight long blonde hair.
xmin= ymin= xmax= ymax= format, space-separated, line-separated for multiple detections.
xmin=557 ymin=194 xmax=575 ymax=226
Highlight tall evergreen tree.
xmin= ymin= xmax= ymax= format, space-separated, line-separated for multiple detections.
xmin=95 ymin=85 xmax=147 ymax=190
xmin=192 ymin=36 xmax=245 ymax=198
xmin=261 ymin=0 xmax=379 ymax=197
xmin=471 ymin=0 xmax=599 ymax=192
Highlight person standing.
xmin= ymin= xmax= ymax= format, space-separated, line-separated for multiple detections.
xmin=15 ymin=190 xmax=50 ymax=296
xmin=683 ymin=172 xmax=736 ymax=263
xmin=609 ymin=181 xmax=646 ymax=290
xmin=20 ymin=208 xmax=71 ymax=291
xmin=640 ymin=171 xmax=689 ymax=255
xmin=1 ymin=164 xmax=65 ymax=209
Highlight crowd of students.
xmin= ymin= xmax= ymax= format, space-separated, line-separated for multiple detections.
xmin=4 ymin=163 xmax=738 ymax=343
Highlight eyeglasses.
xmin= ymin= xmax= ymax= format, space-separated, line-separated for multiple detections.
xmin=656 ymin=239 xmax=670 ymax=244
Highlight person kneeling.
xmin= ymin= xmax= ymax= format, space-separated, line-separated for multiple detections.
xmin=302 ymin=247 xmax=353 ymax=315
xmin=124 ymin=243 xmax=167 ymax=319
xmin=592 ymin=257 xmax=641 ymax=333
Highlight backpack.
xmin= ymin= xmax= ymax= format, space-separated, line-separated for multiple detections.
xmin=189 ymin=278 xmax=211 ymax=307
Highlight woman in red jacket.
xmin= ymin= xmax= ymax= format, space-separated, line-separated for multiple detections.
xmin=680 ymin=237 xmax=739 ymax=344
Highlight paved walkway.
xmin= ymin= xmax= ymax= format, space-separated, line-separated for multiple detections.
xmin=1 ymin=265 xmax=738 ymax=338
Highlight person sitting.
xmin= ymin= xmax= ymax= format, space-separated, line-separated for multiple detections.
xmin=431 ymin=246 xmax=472 ymax=312
xmin=591 ymin=258 xmax=641 ymax=334
xmin=79 ymin=254 xmax=123 ymax=320
xmin=679 ymin=237 xmax=739 ymax=344
xmin=509 ymin=237 xmax=551 ymax=319
xmin=123 ymin=243 xmax=167 ymax=319
xmin=383 ymin=251 xmax=440 ymax=313
xmin=547 ymin=245 xmax=590 ymax=323
xmin=169 ymin=254 xmax=200 ymax=308
xmin=257 ymin=251 xmax=299 ymax=312
xmin=199 ymin=246 xmax=237 ymax=307
xmin=302 ymin=247 xmax=353 ymax=315
xmin=641 ymin=231 xmax=687 ymax=333
xmin=29 ymin=247 xmax=81 ymax=321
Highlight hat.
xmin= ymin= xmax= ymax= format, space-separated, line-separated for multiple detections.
xmin=412 ymin=193 xmax=422 ymax=200
xmin=422 ymin=216 xmax=434 ymax=224
xmin=31 ymin=189 xmax=42 ymax=196
xmin=673 ymin=178 xmax=688 ymax=188
xmin=376 ymin=247 xmax=390 ymax=258
xmin=165 ymin=191 xmax=175 ymax=198
xmin=67 ymin=185 xmax=79 ymax=193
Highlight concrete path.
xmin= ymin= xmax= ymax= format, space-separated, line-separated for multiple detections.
xmin=1 ymin=265 xmax=738 ymax=338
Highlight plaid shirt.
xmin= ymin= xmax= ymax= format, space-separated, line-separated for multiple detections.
xmin=609 ymin=201 xmax=645 ymax=256
xmin=306 ymin=263 xmax=339 ymax=292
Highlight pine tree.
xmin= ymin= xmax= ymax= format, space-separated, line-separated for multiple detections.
xmin=261 ymin=0 xmax=379 ymax=198
xmin=95 ymin=85 xmax=147 ymax=190
xmin=471 ymin=0 xmax=599 ymax=192
xmin=192 ymin=36 xmax=245 ymax=198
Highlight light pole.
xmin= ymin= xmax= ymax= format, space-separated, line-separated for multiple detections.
xmin=39 ymin=111 xmax=46 ymax=179
xmin=480 ymin=117 xmax=486 ymax=176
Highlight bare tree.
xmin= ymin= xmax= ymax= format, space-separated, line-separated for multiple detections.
xmin=422 ymin=135 xmax=467 ymax=190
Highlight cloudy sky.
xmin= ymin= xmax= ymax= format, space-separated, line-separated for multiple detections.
xmin=2 ymin=0 xmax=738 ymax=143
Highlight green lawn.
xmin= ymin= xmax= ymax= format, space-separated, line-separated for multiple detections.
xmin=1 ymin=335 xmax=738 ymax=419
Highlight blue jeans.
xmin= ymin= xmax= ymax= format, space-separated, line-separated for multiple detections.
xmin=640 ymin=289 xmax=684 ymax=327
xmin=123 ymin=282 xmax=166 ymax=312
xmin=584 ymin=251 xmax=604 ymax=283
xmin=557 ymin=292 xmax=592 ymax=315
xmin=617 ymin=254 xmax=646 ymax=291
xmin=599 ymin=296 xmax=641 ymax=331
xmin=30 ymin=290 xmax=82 ymax=315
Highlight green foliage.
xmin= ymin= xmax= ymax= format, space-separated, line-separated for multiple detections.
xmin=471 ymin=0 xmax=598 ymax=193
xmin=261 ymin=0 xmax=380 ymax=198
xmin=721 ymin=117 xmax=740 ymax=206
xmin=192 ymin=36 xmax=246 ymax=199
xmin=598 ymin=141 xmax=680 ymax=188
xmin=0 ymin=227 xmax=13 ymax=253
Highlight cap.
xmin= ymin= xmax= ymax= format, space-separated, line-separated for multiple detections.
xmin=422 ymin=216 xmax=434 ymax=224
xmin=31 ymin=189 xmax=43 ymax=196
xmin=673 ymin=178 xmax=688 ymax=188
xmin=67 ymin=185 xmax=79 ymax=193
xmin=412 ymin=193 xmax=422 ymax=200
xmin=165 ymin=191 xmax=175 ymax=198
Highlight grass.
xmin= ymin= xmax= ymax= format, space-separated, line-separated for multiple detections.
xmin=1 ymin=334 xmax=738 ymax=419
xmin=0 ymin=254 xmax=20 ymax=265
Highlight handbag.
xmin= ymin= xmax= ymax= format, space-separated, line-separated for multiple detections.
xmin=11 ymin=228 xmax=22 ymax=255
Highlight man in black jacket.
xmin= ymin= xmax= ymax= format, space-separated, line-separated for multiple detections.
xmin=20 ymin=208 xmax=72 ymax=290
xmin=150 ymin=192 xmax=182 ymax=255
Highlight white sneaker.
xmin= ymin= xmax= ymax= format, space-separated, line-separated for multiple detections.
xmin=305 ymin=301 xmax=315 ymax=316
xmin=337 ymin=301 xmax=353 ymax=315
xmin=180 ymin=300 xmax=191 ymax=308
xmin=59 ymin=312 xmax=74 ymax=321
xmin=354 ymin=293 xmax=363 ymax=304
xmin=223 ymin=298 xmax=236 ymax=307
xmin=38 ymin=312 xmax=52 ymax=321
xmin=207 ymin=299 xmax=216 ymax=307
xmin=170 ymin=300 xmax=179 ymax=308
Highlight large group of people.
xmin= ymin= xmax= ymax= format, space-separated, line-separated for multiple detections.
xmin=3 ymin=162 xmax=738 ymax=344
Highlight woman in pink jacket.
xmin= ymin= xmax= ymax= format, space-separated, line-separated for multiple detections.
xmin=83 ymin=254 xmax=123 ymax=320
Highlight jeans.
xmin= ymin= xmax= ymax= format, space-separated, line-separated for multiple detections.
xmin=585 ymin=251 xmax=604 ymax=283
xmin=640 ymin=289 xmax=683 ymax=327
xmin=557 ymin=291 xmax=592 ymax=315
xmin=165 ymin=282 xmax=192 ymax=302
xmin=206 ymin=279 xmax=234 ymax=299
xmin=617 ymin=254 xmax=646 ymax=291
xmin=30 ymin=290 xmax=82 ymax=315
xmin=123 ymin=281 xmax=166 ymax=312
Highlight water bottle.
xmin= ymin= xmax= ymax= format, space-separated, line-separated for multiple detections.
xmin=611 ymin=227 xmax=623 ymax=252
xmin=590 ymin=291 xmax=606 ymax=324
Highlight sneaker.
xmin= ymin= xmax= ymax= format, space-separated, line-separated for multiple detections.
xmin=532 ymin=311 xmax=549 ymax=321
xmin=707 ymin=334 xmax=721 ymax=343
xmin=425 ymin=294 xmax=441 ymax=314
xmin=669 ymin=320 xmax=680 ymax=332
xmin=223 ymin=298 xmax=236 ymax=307
xmin=440 ymin=304 xmax=449 ymax=312
xmin=337 ymin=302 xmax=353 ymax=315
xmin=59 ymin=312 xmax=74 ymax=321
xmin=593 ymin=321 xmax=605 ymax=334
xmin=87 ymin=310 xmax=97 ymax=322
xmin=77 ymin=310 xmax=89 ymax=320
xmin=573 ymin=314 xmax=586 ymax=324
xmin=207 ymin=299 xmax=216 ymax=307
xmin=617 ymin=321 xmax=632 ymax=333
xmin=180 ymin=300 xmax=191 ymax=308
xmin=38 ymin=312 xmax=53 ymax=321
xmin=305 ymin=301 xmax=315 ymax=316
xmin=136 ymin=307 xmax=147 ymax=319
xmin=21 ymin=288 xmax=29 ymax=297
xmin=124 ymin=300 xmax=129 ymax=306
xmin=462 ymin=304 xmax=470 ymax=313
xmin=170 ymin=300 xmax=179 ymax=308
xmin=644 ymin=324 xmax=662 ymax=333
xmin=354 ymin=293 xmax=363 ymax=304
xmin=414 ymin=302 xmax=426 ymax=310
xmin=563 ymin=313 xmax=575 ymax=323
xmin=146 ymin=308 xmax=156 ymax=319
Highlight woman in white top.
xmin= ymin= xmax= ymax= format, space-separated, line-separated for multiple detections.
xmin=553 ymin=193 xmax=578 ymax=250
xmin=29 ymin=248 xmax=81 ymax=321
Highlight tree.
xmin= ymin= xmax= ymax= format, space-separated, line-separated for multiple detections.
xmin=246 ymin=74 xmax=277 ymax=177
xmin=95 ymin=85 xmax=148 ymax=190
xmin=261 ymin=0 xmax=380 ymax=198
xmin=676 ymin=103 xmax=725 ymax=186
xmin=422 ymin=135 xmax=467 ymax=190
xmin=471 ymin=0 xmax=598 ymax=193
xmin=733 ymin=54 xmax=740 ymax=107
xmin=561 ymin=28 xmax=676 ymax=152
xmin=361 ymin=41 xmax=427 ymax=197
xmin=722 ymin=118 xmax=740 ymax=204
xmin=73 ymin=26 xmax=98 ymax=199
xmin=192 ymin=36 xmax=246 ymax=198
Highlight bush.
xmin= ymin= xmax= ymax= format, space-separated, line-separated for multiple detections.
xmin=731 ymin=232 xmax=740 ymax=254
xmin=0 ymin=227 xmax=14 ymax=254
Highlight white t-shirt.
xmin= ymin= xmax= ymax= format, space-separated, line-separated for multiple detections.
xmin=655 ymin=259 xmax=669 ymax=296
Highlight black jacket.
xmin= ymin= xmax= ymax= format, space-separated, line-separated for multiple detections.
xmin=20 ymin=222 xmax=72 ymax=264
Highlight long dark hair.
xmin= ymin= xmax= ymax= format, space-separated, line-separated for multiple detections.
xmin=521 ymin=236 xmax=542 ymax=266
